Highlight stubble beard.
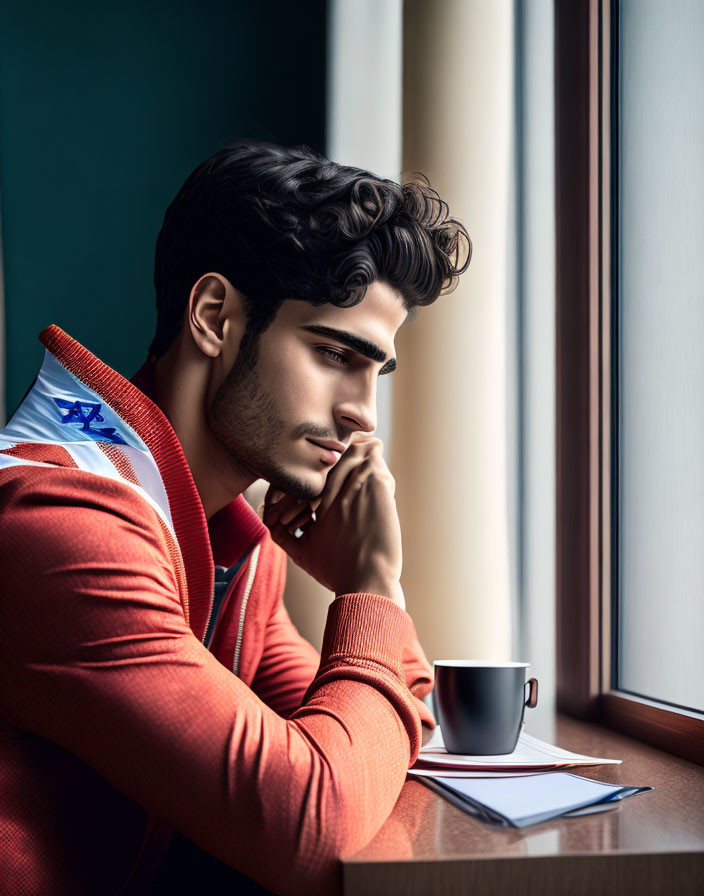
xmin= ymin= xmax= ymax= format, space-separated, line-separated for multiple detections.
xmin=208 ymin=330 xmax=323 ymax=501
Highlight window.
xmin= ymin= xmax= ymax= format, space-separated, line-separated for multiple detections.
xmin=615 ymin=0 xmax=704 ymax=716
xmin=554 ymin=0 xmax=704 ymax=764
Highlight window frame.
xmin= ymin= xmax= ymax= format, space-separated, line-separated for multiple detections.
xmin=554 ymin=0 xmax=704 ymax=766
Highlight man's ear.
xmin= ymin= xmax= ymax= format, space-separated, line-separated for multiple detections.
xmin=187 ymin=273 xmax=246 ymax=359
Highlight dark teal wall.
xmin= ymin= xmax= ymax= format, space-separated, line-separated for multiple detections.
xmin=0 ymin=0 xmax=327 ymax=418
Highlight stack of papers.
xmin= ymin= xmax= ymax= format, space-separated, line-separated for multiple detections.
xmin=409 ymin=727 xmax=652 ymax=827
xmin=415 ymin=771 xmax=651 ymax=827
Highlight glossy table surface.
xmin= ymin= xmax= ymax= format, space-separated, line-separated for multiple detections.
xmin=343 ymin=714 xmax=704 ymax=894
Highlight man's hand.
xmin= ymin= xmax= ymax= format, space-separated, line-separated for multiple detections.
xmin=262 ymin=435 xmax=404 ymax=608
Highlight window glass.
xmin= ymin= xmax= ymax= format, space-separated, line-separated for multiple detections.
xmin=617 ymin=0 xmax=704 ymax=711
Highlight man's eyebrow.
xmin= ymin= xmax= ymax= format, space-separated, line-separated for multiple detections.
xmin=302 ymin=325 xmax=397 ymax=374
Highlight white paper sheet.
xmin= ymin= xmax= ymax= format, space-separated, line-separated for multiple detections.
xmin=415 ymin=726 xmax=621 ymax=770
xmin=409 ymin=768 xmax=541 ymax=778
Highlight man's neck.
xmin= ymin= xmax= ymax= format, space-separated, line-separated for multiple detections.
xmin=134 ymin=344 xmax=255 ymax=519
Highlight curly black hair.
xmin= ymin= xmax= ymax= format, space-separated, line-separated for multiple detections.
xmin=150 ymin=139 xmax=471 ymax=356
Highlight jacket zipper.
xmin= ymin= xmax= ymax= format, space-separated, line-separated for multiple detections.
xmin=202 ymin=554 xmax=249 ymax=649
xmin=202 ymin=588 xmax=217 ymax=647
xmin=232 ymin=543 xmax=261 ymax=677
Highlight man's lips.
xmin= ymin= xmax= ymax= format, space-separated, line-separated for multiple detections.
xmin=306 ymin=438 xmax=346 ymax=465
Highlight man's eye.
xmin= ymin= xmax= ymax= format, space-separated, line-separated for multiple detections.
xmin=317 ymin=347 xmax=349 ymax=366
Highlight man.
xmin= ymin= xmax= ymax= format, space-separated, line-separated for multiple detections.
xmin=0 ymin=140 xmax=471 ymax=895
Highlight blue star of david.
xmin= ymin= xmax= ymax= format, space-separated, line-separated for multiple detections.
xmin=53 ymin=398 xmax=127 ymax=445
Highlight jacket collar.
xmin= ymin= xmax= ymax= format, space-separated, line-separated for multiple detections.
xmin=38 ymin=325 xmax=267 ymax=638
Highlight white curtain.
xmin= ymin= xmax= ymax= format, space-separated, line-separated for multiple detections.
xmin=396 ymin=0 xmax=515 ymax=663
xmin=518 ymin=0 xmax=557 ymax=735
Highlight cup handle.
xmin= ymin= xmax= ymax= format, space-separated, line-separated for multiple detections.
xmin=524 ymin=677 xmax=539 ymax=709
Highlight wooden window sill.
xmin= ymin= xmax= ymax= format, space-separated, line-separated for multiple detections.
xmin=343 ymin=713 xmax=704 ymax=895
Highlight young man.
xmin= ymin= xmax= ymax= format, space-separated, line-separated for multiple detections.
xmin=0 ymin=140 xmax=470 ymax=895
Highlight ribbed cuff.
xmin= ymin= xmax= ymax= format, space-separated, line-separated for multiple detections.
xmin=320 ymin=593 xmax=412 ymax=674
xmin=304 ymin=592 xmax=422 ymax=762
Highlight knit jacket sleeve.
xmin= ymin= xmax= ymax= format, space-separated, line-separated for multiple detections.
xmin=250 ymin=582 xmax=322 ymax=718
xmin=251 ymin=542 xmax=437 ymax=727
xmin=0 ymin=465 xmax=422 ymax=896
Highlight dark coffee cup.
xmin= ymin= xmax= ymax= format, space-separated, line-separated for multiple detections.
xmin=433 ymin=661 xmax=539 ymax=755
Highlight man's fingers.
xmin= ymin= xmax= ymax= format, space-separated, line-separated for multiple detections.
xmin=314 ymin=449 xmax=371 ymax=520
xmin=317 ymin=447 xmax=392 ymax=521
xmin=348 ymin=431 xmax=383 ymax=448
xmin=278 ymin=500 xmax=309 ymax=527
xmin=267 ymin=521 xmax=304 ymax=564
xmin=265 ymin=483 xmax=286 ymax=505
xmin=262 ymin=488 xmax=316 ymax=536
xmin=263 ymin=494 xmax=300 ymax=534
xmin=285 ymin=508 xmax=315 ymax=533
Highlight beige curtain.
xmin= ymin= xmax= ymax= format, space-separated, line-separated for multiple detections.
xmin=393 ymin=0 xmax=514 ymax=663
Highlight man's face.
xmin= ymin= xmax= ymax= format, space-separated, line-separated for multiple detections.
xmin=207 ymin=280 xmax=407 ymax=500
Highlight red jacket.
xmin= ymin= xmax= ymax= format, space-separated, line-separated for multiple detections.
xmin=0 ymin=326 xmax=434 ymax=896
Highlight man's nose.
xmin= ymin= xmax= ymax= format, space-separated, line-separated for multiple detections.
xmin=334 ymin=385 xmax=377 ymax=435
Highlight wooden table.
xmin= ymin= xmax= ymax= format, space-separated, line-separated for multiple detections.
xmin=343 ymin=714 xmax=704 ymax=895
